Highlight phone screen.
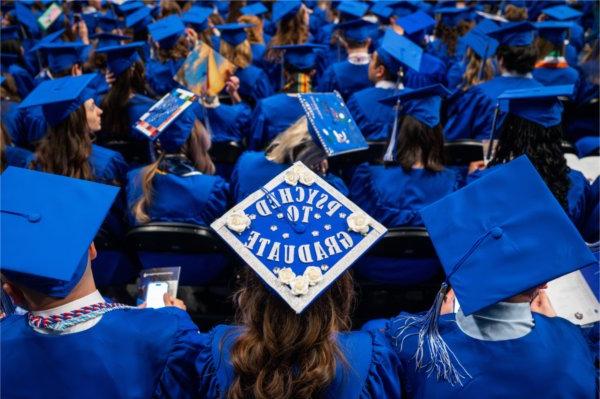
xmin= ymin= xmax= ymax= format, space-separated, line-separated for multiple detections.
xmin=145 ymin=282 xmax=169 ymax=309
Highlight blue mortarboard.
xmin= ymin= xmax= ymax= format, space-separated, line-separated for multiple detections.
xmin=148 ymin=15 xmax=186 ymax=49
xmin=14 ymin=1 xmax=41 ymax=37
xmin=91 ymin=32 xmax=132 ymax=48
xmin=146 ymin=103 xmax=196 ymax=153
xmin=389 ymin=1 xmax=419 ymax=18
xmin=96 ymin=42 xmax=143 ymax=76
xmin=97 ymin=13 xmax=121 ymax=32
xmin=336 ymin=19 xmax=378 ymax=42
xmin=471 ymin=18 xmax=499 ymax=35
xmin=1 ymin=26 xmax=21 ymax=42
xmin=215 ymin=23 xmax=254 ymax=46
xmin=298 ymin=92 xmax=369 ymax=157
xmin=380 ymin=84 xmax=451 ymax=127
xmin=125 ymin=6 xmax=153 ymax=32
xmin=211 ymin=161 xmax=386 ymax=313
xmin=81 ymin=12 xmax=98 ymax=33
xmin=272 ymin=0 xmax=302 ymax=23
xmin=0 ymin=167 xmax=119 ymax=298
xmin=370 ymin=3 xmax=393 ymax=20
xmin=488 ymin=21 xmax=536 ymax=47
xmin=542 ymin=5 xmax=583 ymax=21
xmin=534 ymin=21 xmax=573 ymax=46
xmin=463 ymin=30 xmax=498 ymax=59
xmin=435 ymin=6 xmax=474 ymax=27
xmin=497 ymin=84 xmax=574 ymax=128
xmin=28 ymin=28 xmax=65 ymax=52
xmin=420 ymin=155 xmax=596 ymax=316
xmin=336 ymin=1 xmax=370 ymax=19
xmin=240 ymin=2 xmax=268 ymax=16
xmin=272 ymin=43 xmax=327 ymax=72
xmin=575 ymin=136 xmax=600 ymax=158
xmin=40 ymin=41 xmax=89 ymax=73
xmin=395 ymin=11 xmax=435 ymax=36
xmin=182 ymin=6 xmax=212 ymax=32
xmin=378 ymin=29 xmax=423 ymax=73
xmin=19 ymin=74 xmax=97 ymax=127
xmin=118 ymin=0 xmax=145 ymax=15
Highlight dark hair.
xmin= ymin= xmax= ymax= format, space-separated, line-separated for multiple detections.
xmin=496 ymin=44 xmax=538 ymax=75
xmin=433 ymin=20 xmax=473 ymax=58
xmin=1 ymin=122 xmax=10 ymax=172
xmin=489 ymin=113 xmax=570 ymax=209
xmin=155 ymin=35 xmax=190 ymax=63
xmin=227 ymin=269 xmax=354 ymax=399
xmin=374 ymin=52 xmax=397 ymax=82
xmin=343 ymin=36 xmax=370 ymax=50
xmin=535 ymin=36 xmax=563 ymax=58
xmin=393 ymin=114 xmax=445 ymax=172
xmin=100 ymin=61 xmax=149 ymax=140
xmin=503 ymin=4 xmax=528 ymax=21
xmin=32 ymin=105 xmax=95 ymax=181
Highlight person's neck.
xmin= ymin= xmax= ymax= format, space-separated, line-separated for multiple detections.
xmin=347 ymin=47 xmax=369 ymax=55
xmin=27 ymin=269 xmax=98 ymax=312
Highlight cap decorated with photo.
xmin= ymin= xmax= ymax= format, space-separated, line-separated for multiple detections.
xmin=211 ymin=162 xmax=386 ymax=313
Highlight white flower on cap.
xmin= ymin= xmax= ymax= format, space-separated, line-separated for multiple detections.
xmin=226 ymin=209 xmax=251 ymax=234
xmin=277 ymin=267 xmax=296 ymax=285
xmin=347 ymin=212 xmax=370 ymax=235
xmin=304 ymin=266 xmax=323 ymax=286
xmin=284 ymin=166 xmax=301 ymax=186
xmin=290 ymin=275 xmax=310 ymax=296
xmin=298 ymin=170 xmax=315 ymax=186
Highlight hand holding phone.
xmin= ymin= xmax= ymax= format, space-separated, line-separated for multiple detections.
xmin=145 ymin=282 xmax=169 ymax=309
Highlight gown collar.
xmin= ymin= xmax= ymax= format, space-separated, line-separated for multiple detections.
xmin=159 ymin=154 xmax=202 ymax=177
xmin=501 ymin=71 xmax=533 ymax=79
xmin=375 ymin=80 xmax=398 ymax=89
xmin=347 ymin=52 xmax=370 ymax=65
xmin=455 ymin=301 xmax=534 ymax=341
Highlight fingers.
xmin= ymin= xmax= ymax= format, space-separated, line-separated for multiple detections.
xmin=163 ymin=293 xmax=187 ymax=311
xmin=530 ymin=289 xmax=556 ymax=317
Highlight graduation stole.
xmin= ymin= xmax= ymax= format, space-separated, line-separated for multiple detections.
xmin=283 ymin=73 xmax=312 ymax=93
xmin=535 ymin=52 xmax=569 ymax=69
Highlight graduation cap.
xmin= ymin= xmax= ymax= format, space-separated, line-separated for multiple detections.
xmin=240 ymin=2 xmax=268 ymax=16
xmin=148 ymin=15 xmax=186 ymax=49
xmin=117 ymin=0 xmax=145 ymax=15
xmin=471 ymin=18 xmax=499 ymax=35
xmin=397 ymin=155 xmax=597 ymax=384
xmin=81 ymin=11 xmax=99 ymax=33
xmin=435 ymin=6 xmax=474 ymax=27
xmin=389 ymin=0 xmax=419 ymax=18
xmin=96 ymin=41 xmax=143 ymax=76
xmin=125 ymin=6 xmax=153 ymax=32
xmin=215 ymin=23 xmax=254 ymax=46
xmin=0 ymin=167 xmax=119 ymax=298
xmin=463 ymin=29 xmax=498 ymax=59
xmin=90 ymin=32 xmax=132 ymax=48
xmin=487 ymin=21 xmax=536 ymax=47
xmin=272 ymin=43 xmax=327 ymax=72
xmin=28 ymin=28 xmax=65 ymax=52
xmin=1 ymin=26 xmax=22 ymax=42
xmin=336 ymin=1 xmax=370 ymax=19
xmin=336 ymin=19 xmax=378 ymax=42
xmin=534 ymin=21 xmax=573 ymax=46
xmin=211 ymin=161 xmax=386 ymax=313
xmin=378 ymin=28 xmax=423 ymax=73
xmin=395 ymin=10 xmax=435 ymax=38
xmin=298 ymin=92 xmax=369 ymax=157
xmin=575 ymin=136 xmax=600 ymax=158
xmin=380 ymin=84 xmax=451 ymax=128
xmin=182 ymin=6 xmax=213 ymax=32
xmin=497 ymin=84 xmax=574 ymax=128
xmin=40 ymin=41 xmax=89 ymax=73
xmin=96 ymin=12 xmax=121 ymax=32
xmin=370 ymin=2 xmax=393 ymax=20
xmin=14 ymin=1 xmax=41 ymax=38
xmin=272 ymin=0 xmax=301 ymax=23
xmin=542 ymin=5 xmax=583 ymax=21
xmin=19 ymin=73 xmax=97 ymax=127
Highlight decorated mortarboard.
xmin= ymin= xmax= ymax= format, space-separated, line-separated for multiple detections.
xmin=125 ymin=6 xmax=153 ymax=32
xmin=96 ymin=41 xmax=143 ymax=75
xmin=28 ymin=28 xmax=64 ymax=52
xmin=19 ymin=73 xmax=97 ymax=127
xmin=91 ymin=32 xmax=132 ymax=47
xmin=298 ymin=92 xmax=369 ymax=157
xmin=96 ymin=12 xmax=121 ymax=32
xmin=215 ymin=23 xmax=254 ymax=46
xmin=271 ymin=0 xmax=301 ymax=23
xmin=542 ymin=5 xmax=583 ymax=21
xmin=272 ymin=43 xmax=327 ymax=72
xmin=182 ymin=6 xmax=213 ymax=32
xmin=211 ymin=161 xmax=386 ymax=313
xmin=534 ymin=21 xmax=573 ymax=46
xmin=336 ymin=1 xmax=370 ymax=19
xmin=37 ymin=3 xmax=64 ymax=31
xmin=463 ymin=29 xmax=498 ymax=59
xmin=380 ymin=84 xmax=451 ymax=128
xmin=497 ymin=84 xmax=574 ymax=128
xmin=148 ymin=15 xmax=186 ymax=49
xmin=134 ymin=88 xmax=198 ymax=149
xmin=0 ymin=167 xmax=119 ymax=298
xmin=395 ymin=11 xmax=435 ymax=36
xmin=39 ymin=41 xmax=89 ymax=73
xmin=378 ymin=28 xmax=422 ymax=73
xmin=487 ymin=21 xmax=536 ymax=47
xmin=1 ymin=26 xmax=21 ymax=42
xmin=336 ymin=19 xmax=378 ymax=42
xmin=435 ymin=6 xmax=474 ymax=27
xmin=240 ymin=2 xmax=268 ymax=16
xmin=395 ymin=155 xmax=597 ymax=385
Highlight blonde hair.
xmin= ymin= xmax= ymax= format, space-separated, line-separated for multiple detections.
xmin=266 ymin=6 xmax=308 ymax=61
xmin=462 ymin=48 xmax=495 ymax=90
xmin=220 ymin=40 xmax=253 ymax=68
xmin=265 ymin=117 xmax=326 ymax=171
xmin=238 ymin=15 xmax=264 ymax=44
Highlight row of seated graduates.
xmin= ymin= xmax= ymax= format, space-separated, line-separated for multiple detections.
xmin=0 ymin=0 xmax=598 ymax=318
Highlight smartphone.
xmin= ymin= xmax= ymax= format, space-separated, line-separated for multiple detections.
xmin=145 ymin=282 xmax=169 ymax=309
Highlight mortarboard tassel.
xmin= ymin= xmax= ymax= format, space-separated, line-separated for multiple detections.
xmin=383 ymin=68 xmax=404 ymax=162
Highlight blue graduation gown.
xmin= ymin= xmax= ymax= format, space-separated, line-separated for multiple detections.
xmin=388 ymin=313 xmax=596 ymax=398
xmin=126 ymin=160 xmax=229 ymax=227
xmin=4 ymin=145 xmax=34 ymax=169
xmin=444 ymin=76 xmax=544 ymax=141
xmin=250 ymin=42 xmax=268 ymax=69
xmin=6 ymin=64 xmax=34 ymax=99
xmin=426 ymin=39 xmax=451 ymax=67
xmin=197 ymin=324 xmax=403 ymax=399
xmin=532 ymin=66 xmax=580 ymax=93
xmin=1 ymin=307 xmax=204 ymax=398
xmin=90 ymin=144 xmax=128 ymax=185
xmin=583 ymin=177 xmax=599 ymax=243
xmin=249 ymin=93 xmax=304 ymax=149
xmin=317 ymin=60 xmax=371 ymax=101
xmin=146 ymin=58 xmax=185 ymax=96
xmin=404 ymin=53 xmax=448 ymax=89
xmin=1 ymin=100 xmax=22 ymax=144
xmin=15 ymin=104 xmax=47 ymax=148
xmin=236 ymin=65 xmax=274 ymax=105
xmin=201 ymin=103 xmax=251 ymax=143
xmin=230 ymin=151 xmax=348 ymax=203
xmin=346 ymin=86 xmax=397 ymax=141
xmin=446 ymin=61 xmax=466 ymax=90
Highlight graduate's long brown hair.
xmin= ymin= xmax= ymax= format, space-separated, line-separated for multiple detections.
xmin=266 ymin=6 xmax=309 ymax=61
xmin=227 ymin=269 xmax=354 ymax=399
xmin=462 ymin=48 xmax=495 ymax=90
xmin=434 ymin=20 xmax=473 ymax=58
xmin=393 ymin=115 xmax=445 ymax=172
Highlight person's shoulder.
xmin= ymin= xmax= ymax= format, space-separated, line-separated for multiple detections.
xmin=236 ymin=150 xmax=269 ymax=167
xmin=129 ymin=93 xmax=155 ymax=106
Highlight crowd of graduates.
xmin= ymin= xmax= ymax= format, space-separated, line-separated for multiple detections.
xmin=1 ymin=0 xmax=599 ymax=398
